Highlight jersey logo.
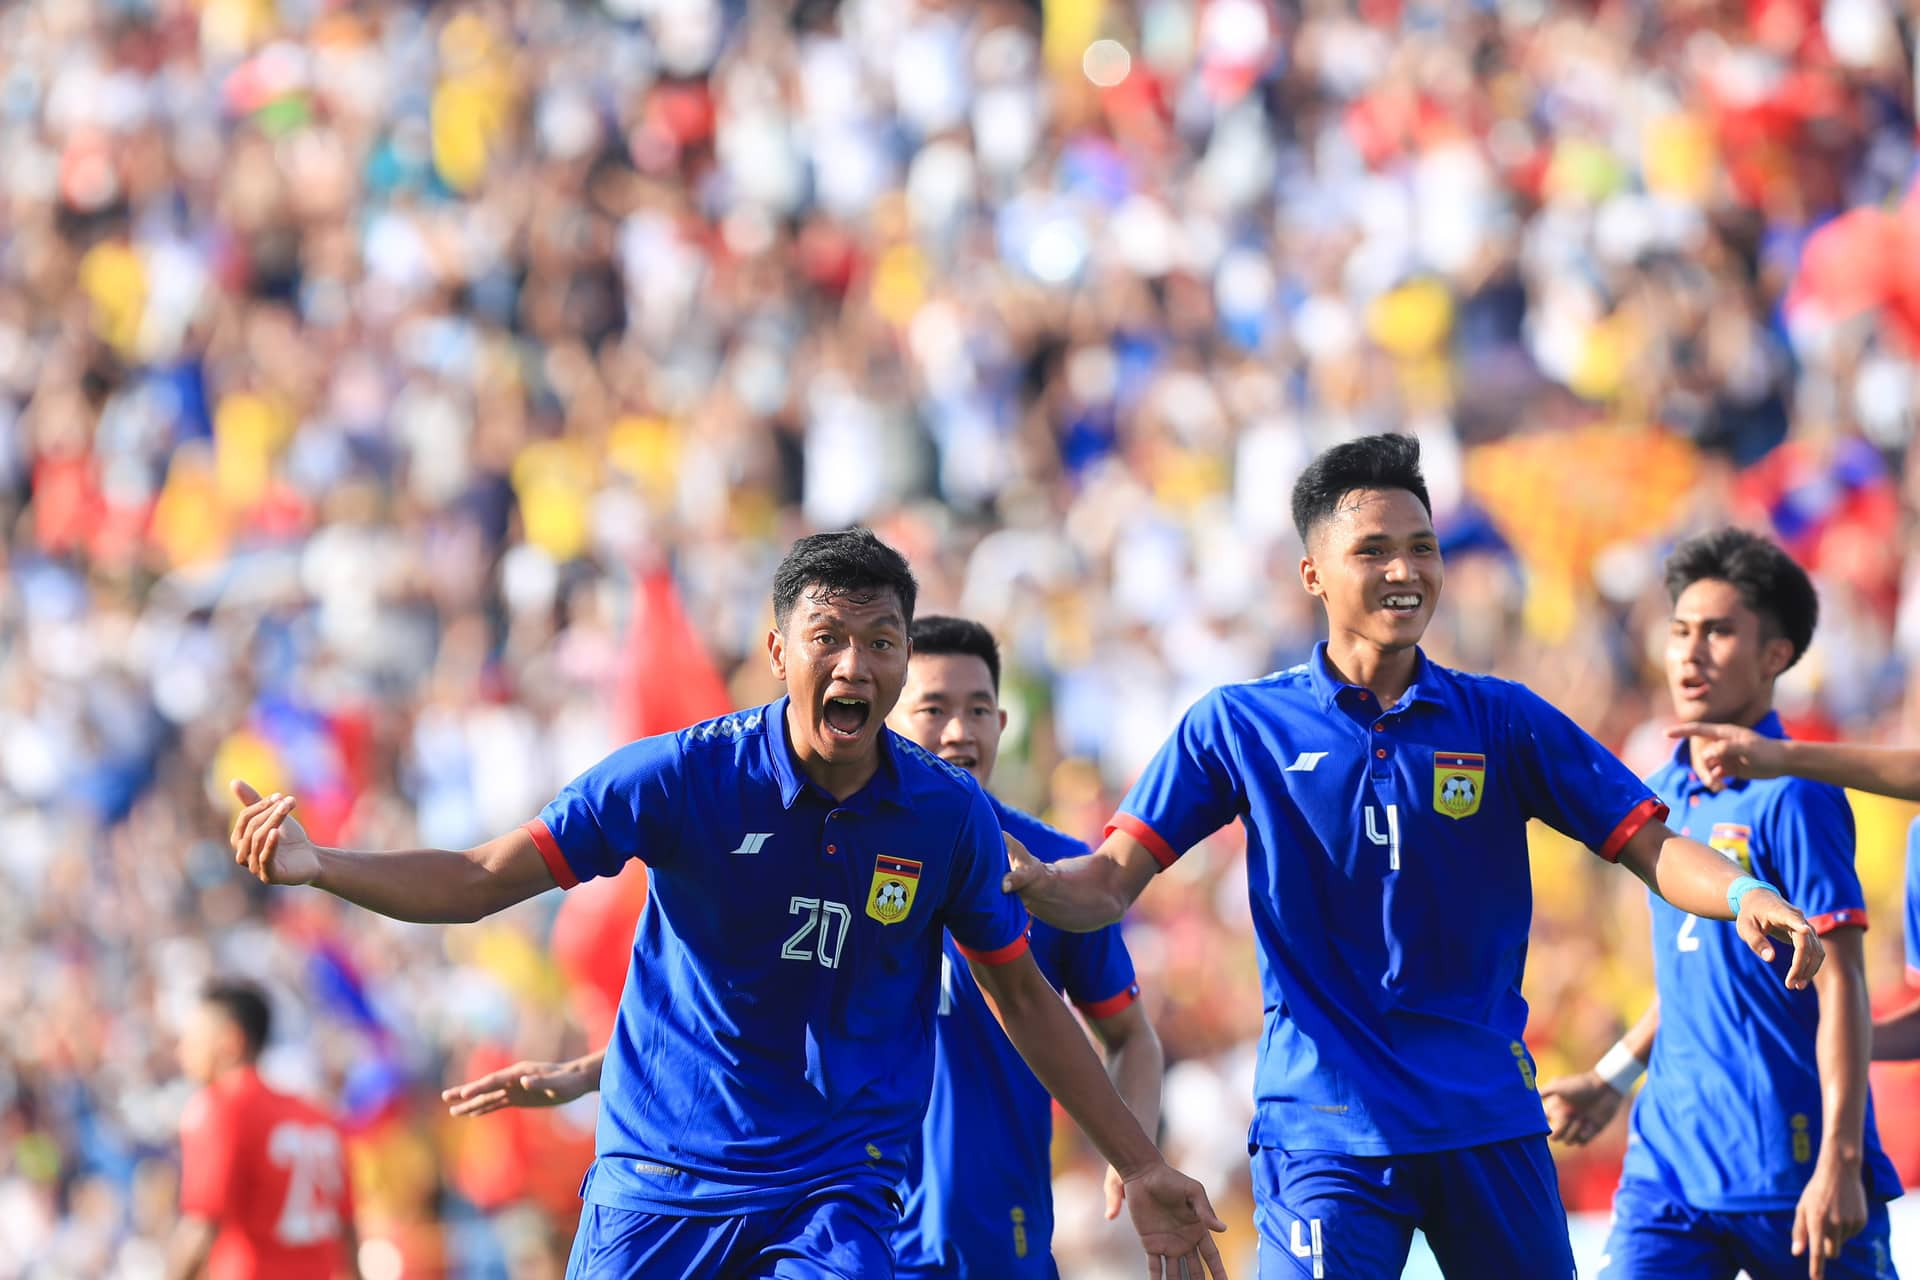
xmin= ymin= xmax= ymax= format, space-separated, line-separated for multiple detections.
xmin=866 ymin=855 xmax=922 ymax=925
xmin=729 ymin=832 xmax=773 ymax=855
xmin=1285 ymin=751 xmax=1328 ymax=772
xmin=1433 ymin=751 xmax=1486 ymax=819
xmin=1708 ymin=823 xmax=1753 ymax=875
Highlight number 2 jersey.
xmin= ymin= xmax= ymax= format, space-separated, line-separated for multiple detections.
xmin=1628 ymin=712 xmax=1902 ymax=1210
xmin=1112 ymin=644 xmax=1665 ymax=1156
xmin=178 ymin=1068 xmax=354 ymax=1280
xmin=528 ymin=698 xmax=1032 ymax=1216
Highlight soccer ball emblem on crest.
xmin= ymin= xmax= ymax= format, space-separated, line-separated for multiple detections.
xmin=1432 ymin=751 xmax=1486 ymax=819
xmin=874 ymin=879 xmax=909 ymax=919
xmin=1441 ymin=774 xmax=1476 ymax=809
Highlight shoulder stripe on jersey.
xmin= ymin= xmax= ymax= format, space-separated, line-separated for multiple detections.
xmin=523 ymin=819 xmax=578 ymax=890
xmin=1597 ymin=797 xmax=1669 ymax=863
xmin=956 ymin=930 xmax=1032 ymax=967
xmin=1808 ymin=908 xmax=1868 ymax=935
xmin=1108 ymin=813 xmax=1178 ymax=870
xmin=1076 ymin=982 xmax=1141 ymax=1021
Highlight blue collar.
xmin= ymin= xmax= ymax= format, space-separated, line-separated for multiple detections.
xmin=1671 ymin=709 xmax=1786 ymax=793
xmin=1307 ymin=641 xmax=1449 ymax=714
xmin=762 ymin=695 xmax=909 ymax=811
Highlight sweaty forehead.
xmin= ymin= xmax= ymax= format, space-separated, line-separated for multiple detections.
xmin=1316 ymin=488 xmax=1432 ymax=544
xmin=905 ymin=652 xmax=995 ymax=701
xmin=791 ymin=586 xmax=905 ymax=629
xmin=1672 ymin=578 xmax=1752 ymax=622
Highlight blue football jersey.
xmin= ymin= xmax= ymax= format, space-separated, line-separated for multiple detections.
xmin=1113 ymin=644 xmax=1665 ymax=1155
xmin=1625 ymin=713 xmax=1902 ymax=1211
xmin=1905 ymin=817 xmax=1920 ymax=986
xmin=527 ymin=699 xmax=1032 ymax=1215
xmin=894 ymin=798 xmax=1140 ymax=1276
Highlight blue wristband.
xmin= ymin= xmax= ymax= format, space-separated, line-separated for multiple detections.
xmin=1727 ymin=875 xmax=1778 ymax=918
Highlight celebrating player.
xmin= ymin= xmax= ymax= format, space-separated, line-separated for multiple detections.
xmin=1670 ymin=701 xmax=1920 ymax=1064
xmin=1541 ymin=529 xmax=1902 ymax=1279
xmin=228 ymin=530 xmax=1225 ymax=1280
xmin=1003 ymin=434 xmax=1825 ymax=1278
xmin=444 ymin=614 xmax=1163 ymax=1279
xmin=171 ymin=980 xmax=359 ymax=1280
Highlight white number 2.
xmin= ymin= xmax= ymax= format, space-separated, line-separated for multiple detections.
xmin=780 ymin=897 xmax=851 ymax=970
xmin=1677 ymin=914 xmax=1702 ymax=953
xmin=1291 ymin=1218 xmax=1326 ymax=1278
xmin=268 ymin=1122 xmax=342 ymax=1246
xmin=1366 ymin=804 xmax=1401 ymax=871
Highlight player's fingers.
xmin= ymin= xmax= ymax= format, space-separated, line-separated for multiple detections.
xmin=1201 ymin=1234 xmax=1229 ymax=1280
xmin=1194 ymin=1190 xmax=1227 ymax=1233
xmin=1782 ymin=923 xmax=1822 ymax=989
xmin=1792 ymin=1203 xmax=1809 ymax=1256
xmin=1807 ymin=1219 xmax=1828 ymax=1280
xmin=1736 ymin=910 xmax=1774 ymax=963
xmin=231 ymin=778 xmax=265 ymax=807
xmin=448 ymin=1093 xmax=509 ymax=1117
xmin=230 ymin=791 xmax=280 ymax=851
xmin=1104 ymin=1169 xmax=1124 ymax=1220
xmin=1143 ymin=1248 xmax=1162 ymax=1280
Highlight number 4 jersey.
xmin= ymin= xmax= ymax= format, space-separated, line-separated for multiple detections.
xmin=178 ymin=1067 xmax=354 ymax=1280
xmin=529 ymin=698 xmax=1031 ymax=1217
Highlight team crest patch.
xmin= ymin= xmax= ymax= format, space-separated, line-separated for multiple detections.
xmin=1709 ymin=823 xmax=1754 ymax=875
xmin=1433 ymin=752 xmax=1486 ymax=819
xmin=866 ymin=855 xmax=922 ymax=925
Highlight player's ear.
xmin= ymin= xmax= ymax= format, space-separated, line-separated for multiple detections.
xmin=998 ymin=708 xmax=1008 ymax=732
xmin=1760 ymin=634 xmax=1795 ymax=682
xmin=767 ymin=626 xmax=787 ymax=681
xmin=1299 ymin=553 xmax=1325 ymax=600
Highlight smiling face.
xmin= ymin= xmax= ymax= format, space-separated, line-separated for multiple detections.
xmin=768 ymin=584 xmax=911 ymax=773
xmin=1299 ymin=487 xmax=1442 ymax=651
xmin=1666 ymin=577 xmax=1791 ymax=728
xmin=886 ymin=651 xmax=1006 ymax=786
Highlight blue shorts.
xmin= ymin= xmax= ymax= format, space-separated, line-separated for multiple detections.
xmin=565 ymin=1183 xmax=899 ymax=1279
xmin=1599 ymin=1178 xmax=1897 ymax=1280
xmin=1251 ymin=1136 xmax=1575 ymax=1279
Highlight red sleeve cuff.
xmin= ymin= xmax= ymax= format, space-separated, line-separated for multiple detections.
xmin=1106 ymin=813 xmax=1179 ymax=870
xmin=524 ymin=820 xmax=577 ymax=890
xmin=955 ymin=930 xmax=1032 ymax=967
xmin=1597 ymin=797 xmax=1669 ymax=863
xmin=1076 ymin=982 xmax=1141 ymax=1021
xmin=1808 ymin=908 xmax=1868 ymax=935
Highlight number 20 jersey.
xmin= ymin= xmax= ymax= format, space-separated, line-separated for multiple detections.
xmin=1112 ymin=644 xmax=1665 ymax=1157
xmin=529 ymin=698 xmax=1032 ymax=1217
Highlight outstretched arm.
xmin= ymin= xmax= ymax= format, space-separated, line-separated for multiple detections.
xmin=1615 ymin=820 xmax=1823 ymax=989
xmin=1794 ymin=927 xmax=1872 ymax=1278
xmin=1541 ymin=998 xmax=1659 ymax=1146
xmin=1003 ymin=830 xmax=1161 ymax=932
xmin=229 ymin=780 xmax=559 ymax=924
xmin=442 ymin=1052 xmax=606 ymax=1116
xmin=1670 ymin=725 xmax=1920 ymax=801
xmin=971 ymin=951 xmax=1227 ymax=1279
xmin=1089 ymin=1000 xmax=1165 ymax=1220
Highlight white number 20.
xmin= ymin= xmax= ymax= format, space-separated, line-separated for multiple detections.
xmin=780 ymin=897 xmax=851 ymax=970
xmin=268 ymin=1121 xmax=342 ymax=1246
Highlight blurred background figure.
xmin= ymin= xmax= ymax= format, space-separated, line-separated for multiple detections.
xmin=173 ymin=979 xmax=359 ymax=1280
xmin=0 ymin=0 xmax=1917 ymax=1275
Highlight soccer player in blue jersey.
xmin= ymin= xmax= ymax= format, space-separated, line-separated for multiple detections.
xmin=446 ymin=614 xmax=1163 ymax=1279
xmin=226 ymin=530 xmax=1227 ymax=1279
xmin=1003 ymin=434 xmax=1827 ymax=1279
xmin=1540 ymin=528 xmax=1902 ymax=1280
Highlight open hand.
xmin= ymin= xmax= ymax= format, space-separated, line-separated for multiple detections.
xmin=229 ymin=779 xmax=319 ymax=886
xmin=1001 ymin=832 xmax=1047 ymax=896
xmin=1737 ymin=887 xmax=1823 ymax=990
xmin=1667 ymin=722 xmax=1785 ymax=789
xmin=441 ymin=1058 xmax=600 ymax=1117
xmin=1123 ymin=1161 xmax=1230 ymax=1279
xmin=1792 ymin=1156 xmax=1868 ymax=1279
xmin=1539 ymin=1071 xmax=1625 ymax=1146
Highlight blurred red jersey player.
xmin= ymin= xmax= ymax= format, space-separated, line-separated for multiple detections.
xmin=171 ymin=979 xmax=360 ymax=1280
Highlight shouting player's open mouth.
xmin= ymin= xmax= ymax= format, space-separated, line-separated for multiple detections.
xmin=824 ymin=695 xmax=872 ymax=740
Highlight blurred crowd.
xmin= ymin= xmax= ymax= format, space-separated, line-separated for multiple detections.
xmin=3 ymin=0 xmax=1920 ymax=1275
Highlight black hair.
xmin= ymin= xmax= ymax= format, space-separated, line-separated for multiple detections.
xmin=771 ymin=528 xmax=918 ymax=630
xmin=201 ymin=979 xmax=272 ymax=1061
xmin=1664 ymin=527 xmax=1818 ymax=668
xmin=1290 ymin=434 xmax=1433 ymax=545
xmin=909 ymin=615 xmax=1001 ymax=691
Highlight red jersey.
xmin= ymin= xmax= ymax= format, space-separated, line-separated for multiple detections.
xmin=179 ymin=1068 xmax=354 ymax=1280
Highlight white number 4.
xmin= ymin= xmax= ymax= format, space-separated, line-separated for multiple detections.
xmin=780 ymin=897 xmax=851 ymax=970
xmin=1291 ymin=1218 xmax=1326 ymax=1278
xmin=1677 ymin=914 xmax=1702 ymax=952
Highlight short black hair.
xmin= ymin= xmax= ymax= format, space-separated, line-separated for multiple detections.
xmin=909 ymin=615 xmax=1001 ymax=691
xmin=1291 ymin=434 xmax=1433 ymax=545
xmin=1664 ymin=527 xmax=1818 ymax=668
xmin=771 ymin=528 xmax=918 ymax=631
xmin=201 ymin=979 xmax=272 ymax=1061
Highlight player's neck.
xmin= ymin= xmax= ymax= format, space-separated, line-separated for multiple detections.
xmin=1324 ymin=636 xmax=1419 ymax=707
